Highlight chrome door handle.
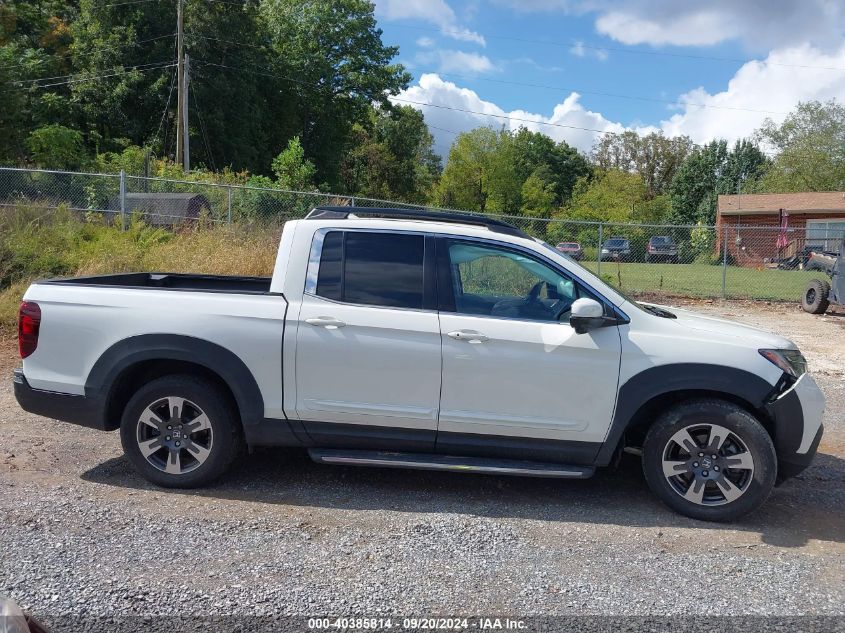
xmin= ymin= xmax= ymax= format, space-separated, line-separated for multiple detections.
xmin=447 ymin=330 xmax=489 ymax=343
xmin=305 ymin=316 xmax=346 ymax=329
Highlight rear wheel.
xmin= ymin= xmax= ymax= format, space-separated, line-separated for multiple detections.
xmin=642 ymin=399 xmax=776 ymax=522
xmin=120 ymin=375 xmax=241 ymax=488
xmin=802 ymin=279 xmax=830 ymax=314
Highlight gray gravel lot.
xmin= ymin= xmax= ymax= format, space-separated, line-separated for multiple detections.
xmin=0 ymin=300 xmax=843 ymax=629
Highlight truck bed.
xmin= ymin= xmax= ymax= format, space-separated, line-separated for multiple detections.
xmin=40 ymin=272 xmax=272 ymax=294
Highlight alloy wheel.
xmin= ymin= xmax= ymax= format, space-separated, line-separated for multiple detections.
xmin=661 ymin=423 xmax=755 ymax=506
xmin=135 ymin=396 xmax=214 ymax=475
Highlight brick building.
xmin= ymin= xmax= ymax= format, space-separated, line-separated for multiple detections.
xmin=716 ymin=192 xmax=845 ymax=267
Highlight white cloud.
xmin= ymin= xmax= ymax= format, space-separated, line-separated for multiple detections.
xmin=391 ymin=44 xmax=845 ymax=158
xmin=658 ymin=44 xmax=845 ymax=146
xmin=416 ymin=50 xmax=498 ymax=74
xmin=416 ymin=36 xmax=435 ymax=48
xmin=391 ymin=73 xmax=626 ymax=155
xmin=374 ymin=0 xmax=485 ymax=46
xmin=569 ymin=40 xmax=608 ymax=61
xmin=495 ymin=0 xmax=845 ymax=52
xmin=595 ymin=10 xmax=734 ymax=47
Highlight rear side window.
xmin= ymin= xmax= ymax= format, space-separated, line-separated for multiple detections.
xmin=315 ymin=231 xmax=425 ymax=309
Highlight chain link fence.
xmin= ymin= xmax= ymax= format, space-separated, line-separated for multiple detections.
xmin=1 ymin=166 xmax=841 ymax=303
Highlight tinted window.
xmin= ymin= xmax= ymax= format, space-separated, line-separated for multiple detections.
xmin=315 ymin=231 xmax=342 ymax=300
xmin=315 ymin=231 xmax=424 ymax=309
xmin=605 ymin=239 xmax=627 ymax=247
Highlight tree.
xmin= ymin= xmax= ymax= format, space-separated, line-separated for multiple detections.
xmin=754 ymin=100 xmax=845 ymax=192
xmin=340 ymin=105 xmax=441 ymax=203
xmin=564 ymin=169 xmax=647 ymax=223
xmin=668 ymin=139 xmax=767 ymax=224
xmin=434 ymin=127 xmax=501 ymax=212
xmin=434 ymin=126 xmax=590 ymax=214
xmin=520 ymin=166 xmax=557 ymax=237
xmin=271 ymin=137 xmax=317 ymax=191
xmin=593 ymin=131 xmax=694 ymax=197
xmin=0 ymin=0 xmax=76 ymax=164
xmin=260 ymin=0 xmax=411 ymax=188
xmin=27 ymin=125 xmax=88 ymax=170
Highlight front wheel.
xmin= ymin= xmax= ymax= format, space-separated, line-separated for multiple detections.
xmin=120 ymin=375 xmax=241 ymax=488
xmin=642 ymin=399 xmax=776 ymax=522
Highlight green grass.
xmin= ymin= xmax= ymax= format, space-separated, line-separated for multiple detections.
xmin=580 ymin=261 xmax=827 ymax=302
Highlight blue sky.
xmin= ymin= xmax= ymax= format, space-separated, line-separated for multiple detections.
xmin=372 ymin=0 xmax=845 ymax=156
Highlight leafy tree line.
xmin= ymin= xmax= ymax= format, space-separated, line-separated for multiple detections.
xmin=1 ymin=0 xmax=438 ymax=200
xmin=2 ymin=0 xmax=843 ymax=221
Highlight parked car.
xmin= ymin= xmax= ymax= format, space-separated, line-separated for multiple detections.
xmin=555 ymin=241 xmax=583 ymax=260
xmin=15 ymin=208 xmax=825 ymax=522
xmin=646 ymin=235 xmax=679 ymax=263
xmin=599 ymin=237 xmax=631 ymax=261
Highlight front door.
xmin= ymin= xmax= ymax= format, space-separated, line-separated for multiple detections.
xmin=295 ymin=229 xmax=441 ymax=451
xmin=436 ymin=238 xmax=622 ymax=462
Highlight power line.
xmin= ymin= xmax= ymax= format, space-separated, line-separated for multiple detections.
xmin=203 ymin=0 xmax=251 ymax=6
xmin=7 ymin=59 xmax=175 ymax=86
xmin=435 ymin=72 xmax=789 ymax=116
xmin=195 ymin=57 xmax=620 ymax=138
xmin=96 ymin=0 xmax=160 ymax=8
xmin=0 ymin=33 xmax=176 ymax=72
xmin=385 ymin=23 xmax=845 ymax=72
xmin=392 ymin=97 xmax=614 ymax=136
xmin=187 ymin=33 xmax=790 ymax=117
xmin=192 ymin=59 xmax=318 ymax=89
xmin=1 ymin=61 xmax=176 ymax=92
xmin=149 ymin=64 xmax=178 ymax=150
xmin=186 ymin=33 xmax=265 ymax=49
xmin=190 ymin=80 xmax=217 ymax=171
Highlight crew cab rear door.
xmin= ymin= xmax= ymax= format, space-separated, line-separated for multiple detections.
xmin=435 ymin=237 xmax=622 ymax=461
xmin=294 ymin=228 xmax=441 ymax=451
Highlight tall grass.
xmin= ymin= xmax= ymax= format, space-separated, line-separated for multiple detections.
xmin=0 ymin=205 xmax=281 ymax=335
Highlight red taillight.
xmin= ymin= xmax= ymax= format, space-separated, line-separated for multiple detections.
xmin=18 ymin=301 xmax=41 ymax=359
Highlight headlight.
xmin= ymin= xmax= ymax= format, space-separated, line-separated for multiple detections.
xmin=601 ymin=248 xmax=609 ymax=253
xmin=759 ymin=349 xmax=807 ymax=378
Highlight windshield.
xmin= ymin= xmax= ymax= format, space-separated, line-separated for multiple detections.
xmin=650 ymin=236 xmax=674 ymax=245
xmin=537 ymin=240 xmax=666 ymax=315
xmin=605 ymin=239 xmax=627 ymax=247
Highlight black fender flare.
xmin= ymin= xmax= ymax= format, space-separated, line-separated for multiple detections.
xmin=86 ymin=334 xmax=264 ymax=430
xmin=594 ymin=363 xmax=777 ymax=466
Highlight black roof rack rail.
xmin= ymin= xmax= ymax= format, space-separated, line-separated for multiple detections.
xmin=305 ymin=206 xmax=529 ymax=238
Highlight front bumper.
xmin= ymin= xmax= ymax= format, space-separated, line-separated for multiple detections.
xmin=13 ymin=368 xmax=110 ymax=431
xmin=765 ymin=373 xmax=826 ymax=482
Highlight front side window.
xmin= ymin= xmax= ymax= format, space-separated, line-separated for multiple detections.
xmin=446 ymin=240 xmax=586 ymax=322
xmin=315 ymin=231 xmax=425 ymax=309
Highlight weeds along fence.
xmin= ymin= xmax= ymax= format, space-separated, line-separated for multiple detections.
xmin=1 ymin=166 xmax=840 ymax=303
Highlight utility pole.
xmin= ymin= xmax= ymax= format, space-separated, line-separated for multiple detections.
xmin=175 ymin=0 xmax=184 ymax=166
xmin=182 ymin=53 xmax=190 ymax=172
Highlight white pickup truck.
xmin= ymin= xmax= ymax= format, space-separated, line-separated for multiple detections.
xmin=14 ymin=208 xmax=825 ymax=521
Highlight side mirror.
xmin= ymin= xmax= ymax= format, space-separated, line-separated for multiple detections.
xmin=569 ymin=298 xmax=607 ymax=334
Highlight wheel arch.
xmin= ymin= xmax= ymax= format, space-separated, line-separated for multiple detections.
xmin=86 ymin=334 xmax=264 ymax=432
xmin=595 ymin=364 xmax=777 ymax=467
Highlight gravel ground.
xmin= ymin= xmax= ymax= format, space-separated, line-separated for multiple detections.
xmin=0 ymin=300 xmax=843 ymax=630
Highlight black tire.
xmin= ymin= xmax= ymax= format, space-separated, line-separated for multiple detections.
xmin=642 ymin=399 xmax=776 ymax=522
xmin=120 ymin=374 xmax=242 ymax=488
xmin=801 ymin=279 xmax=830 ymax=314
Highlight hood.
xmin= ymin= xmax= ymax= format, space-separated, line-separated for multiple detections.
xmin=642 ymin=303 xmax=796 ymax=349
